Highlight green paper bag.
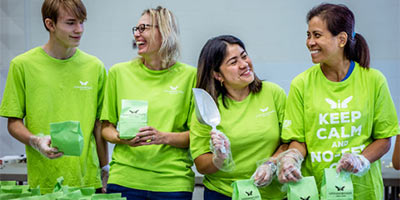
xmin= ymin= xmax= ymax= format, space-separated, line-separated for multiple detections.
xmin=231 ymin=179 xmax=261 ymax=200
xmin=119 ymin=100 xmax=148 ymax=139
xmin=287 ymin=176 xmax=319 ymax=200
xmin=50 ymin=121 xmax=84 ymax=156
xmin=91 ymin=193 xmax=123 ymax=199
xmin=321 ymin=168 xmax=353 ymax=200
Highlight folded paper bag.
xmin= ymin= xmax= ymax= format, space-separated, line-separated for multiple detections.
xmin=287 ymin=176 xmax=319 ymax=200
xmin=50 ymin=121 xmax=84 ymax=156
xmin=320 ymin=168 xmax=353 ymax=200
xmin=232 ymin=179 xmax=261 ymax=200
xmin=119 ymin=100 xmax=148 ymax=139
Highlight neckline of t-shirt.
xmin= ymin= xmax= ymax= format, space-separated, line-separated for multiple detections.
xmin=136 ymin=59 xmax=178 ymax=74
xmin=222 ymin=90 xmax=253 ymax=105
xmin=38 ymin=47 xmax=80 ymax=63
xmin=317 ymin=62 xmax=357 ymax=85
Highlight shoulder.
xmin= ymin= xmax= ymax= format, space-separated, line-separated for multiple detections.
xmin=262 ymin=81 xmax=285 ymax=93
xmin=76 ymin=49 xmax=104 ymax=67
xmin=292 ymin=64 xmax=319 ymax=84
xmin=108 ymin=60 xmax=136 ymax=74
xmin=11 ymin=47 xmax=42 ymax=64
xmin=356 ymin=63 xmax=387 ymax=84
xmin=173 ymin=62 xmax=197 ymax=74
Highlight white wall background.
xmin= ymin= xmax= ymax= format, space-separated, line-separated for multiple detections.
xmin=1 ymin=0 xmax=399 ymax=164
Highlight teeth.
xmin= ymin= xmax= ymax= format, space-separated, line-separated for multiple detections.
xmin=136 ymin=41 xmax=144 ymax=45
xmin=310 ymin=50 xmax=319 ymax=54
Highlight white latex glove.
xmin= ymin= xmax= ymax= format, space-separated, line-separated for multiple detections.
xmin=101 ymin=164 xmax=110 ymax=193
xmin=252 ymin=158 xmax=277 ymax=187
xmin=29 ymin=135 xmax=63 ymax=159
xmin=336 ymin=153 xmax=370 ymax=176
xmin=277 ymin=149 xmax=304 ymax=183
xmin=210 ymin=130 xmax=235 ymax=172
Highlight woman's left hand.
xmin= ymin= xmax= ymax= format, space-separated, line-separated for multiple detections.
xmin=135 ymin=126 xmax=167 ymax=145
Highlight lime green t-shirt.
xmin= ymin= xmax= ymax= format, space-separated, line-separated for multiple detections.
xmin=190 ymin=81 xmax=287 ymax=199
xmin=0 ymin=47 xmax=106 ymax=193
xmin=281 ymin=63 xmax=399 ymax=200
xmin=100 ymin=58 xmax=196 ymax=192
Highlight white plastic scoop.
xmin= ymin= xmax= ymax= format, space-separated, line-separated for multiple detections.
xmin=192 ymin=88 xmax=226 ymax=153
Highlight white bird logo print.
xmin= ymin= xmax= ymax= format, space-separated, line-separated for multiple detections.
xmin=79 ymin=81 xmax=88 ymax=86
xmin=325 ymin=96 xmax=353 ymax=109
xmin=170 ymin=86 xmax=178 ymax=90
xmin=260 ymin=107 xmax=269 ymax=112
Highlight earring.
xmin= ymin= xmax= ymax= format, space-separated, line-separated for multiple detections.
xmin=340 ymin=44 xmax=345 ymax=47
xmin=220 ymin=81 xmax=223 ymax=87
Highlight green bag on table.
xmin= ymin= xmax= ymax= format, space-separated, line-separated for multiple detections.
xmin=50 ymin=121 xmax=84 ymax=156
xmin=91 ymin=193 xmax=124 ymax=199
xmin=118 ymin=100 xmax=148 ymax=139
xmin=231 ymin=179 xmax=261 ymax=200
xmin=320 ymin=168 xmax=353 ymax=200
xmin=287 ymin=176 xmax=319 ymax=200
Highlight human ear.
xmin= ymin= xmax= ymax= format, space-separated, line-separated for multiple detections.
xmin=213 ymin=71 xmax=223 ymax=82
xmin=45 ymin=18 xmax=55 ymax=32
xmin=338 ymin=31 xmax=348 ymax=48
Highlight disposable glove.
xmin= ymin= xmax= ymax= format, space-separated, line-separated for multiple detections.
xmin=29 ymin=135 xmax=63 ymax=159
xmin=277 ymin=148 xmax=304 ymax=183
xmin=210 ymin=130 xmax=235 ymax=172
xmin=252 ymin=158 xmax=277 ymax=187
xmin=101 ymin=164 xmax=110 ymax=193
xmin=336 ymin=153 xmax=370 ymax=176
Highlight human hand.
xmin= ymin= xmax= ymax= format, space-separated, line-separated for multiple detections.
xmin=101 ymin=164 xmax=109 ymax=193
xmin=277 ymin=148 xmax=303 ymax=183
xmin=29 ymin=135 xmax=63 ymax=159
xmin=252 ymin=159 xmax=277 ymax=187
xmin=210 ymin=131 xmax=235 ymax=172
xmin=336 ymin=153 xmax=370 ymax=176
xmin=135 ymin=126 xmax=166 ymax=145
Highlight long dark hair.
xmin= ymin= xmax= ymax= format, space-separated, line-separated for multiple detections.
xmin=196 ymin=35 xmax=262 ymax=108
xmin=307 ymin=3 xmax=370 ymax=68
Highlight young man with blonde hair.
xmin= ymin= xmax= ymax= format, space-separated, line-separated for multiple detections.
xmin=0 ymin=0 xmax=108 ymax=193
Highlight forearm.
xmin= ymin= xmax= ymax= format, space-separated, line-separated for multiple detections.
xmin=194 ymin=153 xmax=219 ymax=174
xmin=7 ymin=117 xmax=34 ymax=145
xmin=271 ymin=143 xmax=289 ymax=159
xmin=362 ymin=137 xmax=391 ymax=163
xmin=101 ymin=121 xmax=126 ymax=145
xmin=94 ymin=120 xmax=109 ymax=167
xmin=163 ymin=131 xmax=189 ymax=148
xmin=288 ymin=141 xmax=307 ymax=158
xmin=393 ymin=135 xmax=400 ymax=170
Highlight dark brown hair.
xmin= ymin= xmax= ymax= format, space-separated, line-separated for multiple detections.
xmin=42 ymin=0 xmax=87 ymax=31
xmin=307 ymin=3 xmax=370 ymax=68
xmin=196 ymin=35 xmax=262 ymax=108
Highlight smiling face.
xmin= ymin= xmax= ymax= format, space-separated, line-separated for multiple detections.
xmin=133 ymin=13 xmax=162 ymax=57
xmin=214 ymin=43 xmax=255 ymax=91
xmin=48 ymin=7 xmax=84 ymax=48
xmin=306 ymin=16 xmax=344 ymax=65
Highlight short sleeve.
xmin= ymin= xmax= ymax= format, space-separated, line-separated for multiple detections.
xmin=281 ymin=78 xmax=305 ymax=143
xmin=189 ymin=111 xmax=212 ymax=160
xmin=96 ymin=64 xmax=107 ymax=119
xmin=0 ymin=60 xmax=26 ymax=119
xmin=100 ymin=67 xmax=118 ymax=125
xmin=371 ymin=72 xmax=399 ymax=139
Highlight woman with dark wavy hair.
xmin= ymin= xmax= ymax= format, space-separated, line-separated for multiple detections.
xmin=278 ymin=3 xmax=399 ymax=200
xmin=191 ymin=35 xmax=288 ymax=200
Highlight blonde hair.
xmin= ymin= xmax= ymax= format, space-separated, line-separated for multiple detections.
xmin=142 ymin=6 xmax=180 ymax=68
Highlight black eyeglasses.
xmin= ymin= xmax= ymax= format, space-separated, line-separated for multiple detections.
xmin=132 ymin=24 xmax=158 ymax=34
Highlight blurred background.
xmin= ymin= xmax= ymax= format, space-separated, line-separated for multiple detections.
xmin=0 ymin=0 xmax=399 ymax=167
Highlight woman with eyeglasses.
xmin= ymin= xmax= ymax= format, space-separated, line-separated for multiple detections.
xmin=100 ymin=6 xmax=196 ymax=200
xmin=277 ymin=3 xmax=399 ymax=199
xmin=190 ymin=35 xmax=288 ymax=200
